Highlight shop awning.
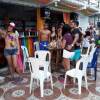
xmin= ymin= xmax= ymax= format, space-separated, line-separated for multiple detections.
xmin=0 ymin=0 xmax=99 ymax=15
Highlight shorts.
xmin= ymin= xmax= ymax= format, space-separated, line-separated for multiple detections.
xmin=70 ymin=49 xmax=81 ymax=61
xmin=39 ymin=41 xmax=49 ymax=50
xmin=4 ymin=48 xmax=18 ymax=56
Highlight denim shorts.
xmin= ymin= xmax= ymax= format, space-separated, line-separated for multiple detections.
xmin=4 ymin=48 xmax=18 ymax=56
xmin=70 ymin=49 xmax=81 ymax=61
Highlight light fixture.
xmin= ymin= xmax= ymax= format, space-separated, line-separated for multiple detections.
xmin=54 ymin=0 xmax=60 ymax=7
xmin=55 ymin=1 xmax=58 ymax=7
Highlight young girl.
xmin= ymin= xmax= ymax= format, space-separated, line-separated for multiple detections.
xmin=0 ymin=22 xmax=20 ymax=80
xmin=51 ymin=26 xmax=56 ymax=41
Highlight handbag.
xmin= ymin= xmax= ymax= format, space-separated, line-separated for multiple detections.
xmin=63 ymin=49 xmax=75 ymax=59
xmin=16 ymin=54 xmax=24 ymax=74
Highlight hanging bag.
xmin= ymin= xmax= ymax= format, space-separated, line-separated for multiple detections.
xmin=16 ymin=54 xmax=24 ymax=74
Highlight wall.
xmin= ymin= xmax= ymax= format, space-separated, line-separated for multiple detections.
xmin=79 ymin=13 xmax=89 ymax=33
xmin=63 ymin=13 xmax=70 ymax=24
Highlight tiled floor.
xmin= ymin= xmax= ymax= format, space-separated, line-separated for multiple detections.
xmin=0 ymin=56 xmax=100 ymax=100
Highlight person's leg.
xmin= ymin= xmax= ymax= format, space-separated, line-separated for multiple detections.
xmin=6 ymin=56 xmax=15 ymax=78
xmin=63 ymin=58 xmax=70 ymax=71
xmin=12 ymin=54 xmax=23 ymax=82
xmin=63 ymin=58 xmax=74 ymax=83
xmin=12 ymin=54 xmax=20 ymax=74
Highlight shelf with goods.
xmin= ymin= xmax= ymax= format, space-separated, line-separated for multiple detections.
xmin=19 ymin=30 xmax=38 ymax=57
xmin=14 ymin=20 xmax=38 ymax=57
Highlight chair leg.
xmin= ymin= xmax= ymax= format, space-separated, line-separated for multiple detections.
xmin=49 ymin=65 xmax=51 ymax=72
xmin=94 ymin=68 xmax=97 ymax=81
xmin=23 ymin=61 xmax=26 ymax=72
xmin=73 ymin=78 xmax=76 ymax=84
xmin=50 ymin=75 xmax=53 ymax=89
xmin=78 ymin=77 xmax=82 ymax=95
xmin=84 ymin=74 xmax=88 ymax=90
xmin=40 ymin=80 xmax=44 ymax=97
xmin=30 ymin=77 xmax=33 ymax=94
xmin=64 ymin=74 xmax=67 ymax=89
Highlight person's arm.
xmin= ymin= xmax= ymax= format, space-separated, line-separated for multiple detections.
xmin=38 ymin=30 xmax=41 ymax=42
xmin=0 ymin=29 xmax=6 ymax=37
xmin=68 ymin=33 xmax=79 ymax=50
xmin=16 ymin=34 xmax=20 ymax=54
xmin=48 ymin=31 xmax=51 ymax=42
xmin=61 ymin=39 xmax=66 ymax=49
xmin=72 ymin=34 xmax=79 ymax=46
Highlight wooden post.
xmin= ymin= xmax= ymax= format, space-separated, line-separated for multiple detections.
xmin=37 ymin=8 xmax=44 ymax=30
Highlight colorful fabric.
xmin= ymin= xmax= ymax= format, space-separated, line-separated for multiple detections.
xmin=17 ymin=54 xmax=24 ymax=73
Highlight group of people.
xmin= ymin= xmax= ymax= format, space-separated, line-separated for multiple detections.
xmin=38 ymin=20 xmax=97 ymax=81
xmin=38 ymin=23 xmax=64 ymax=50
xmin=39 ymin=20 xmax=83 ymax=70
xmin=0 ymin=20 xmax=97 ymax=82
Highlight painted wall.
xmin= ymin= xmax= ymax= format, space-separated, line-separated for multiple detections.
xmin=79 ymin=14 xmax=89 ymax=33
xmin=63 ymin=13 xmax=70 ymax=24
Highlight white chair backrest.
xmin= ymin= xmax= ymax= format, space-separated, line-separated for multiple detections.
xmin=34 ymin=41 xmax=39 ymax=50
xmin=29 ymin=58 xmax=49 ymax=77
xmin=88 ymin=46 xmax=96 ymax=63
xmin=21 ymin=46 xmax=29 ymax=58
xmin=34 ymin=50 xmax=51 ymax=62
xmin=76 ymin=56 xmax=89 ymax=74
xmin=81 ymin=44 xmax=91 ymax=57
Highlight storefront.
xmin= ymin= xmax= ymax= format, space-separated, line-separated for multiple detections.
xmin=0 ymin=2 xmax=37 ymax=67
xmin=0 ymin=0 xmax=99 ymax=67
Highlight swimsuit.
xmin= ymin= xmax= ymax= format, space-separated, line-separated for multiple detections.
xmin=4 ymin=32 xmax=18 ymax=56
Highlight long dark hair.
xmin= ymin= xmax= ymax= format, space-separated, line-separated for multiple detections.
xmin=62 ymin=24 xmax=71 ymax=36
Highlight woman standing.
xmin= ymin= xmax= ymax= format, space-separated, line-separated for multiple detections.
xmin=61 ymin=24 xmax=73 ymax=71
xmin=56 ymin=27 xmax=62 ymax=48
xmin=0 ymin=22 xmax=20 ymax=80
xmin=51 ymin=25 xmax=56 ymax=41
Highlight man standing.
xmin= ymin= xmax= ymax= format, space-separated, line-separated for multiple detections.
xmin=39 ymin=23 xmax=51 ymax=50
xmin=69 ymin=20 xmax=82 ymax=61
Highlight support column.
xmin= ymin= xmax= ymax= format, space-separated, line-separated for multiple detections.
xmin=37 ymin=8 xmax=44 ymax=30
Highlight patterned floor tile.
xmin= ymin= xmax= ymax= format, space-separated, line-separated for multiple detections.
xmin=12 ymin=75 xmax=30 ymax=85
xmin=27 ymin=95 xmax=39 ymax=100
xmin=4 ymin=86 xmax=31 ymax=100
xmin=54 ymin=81 xmax=64 ymax=90
xmin=62 ymin=84 xmax=89 ymax=99
xmin=0 ymin=82 xmax=16 ymax=91
xmin=88 ymin=83 xmax=100 ymax=96
xmin=54 ymin=93 xmax=68 ymax=100
xmin=33 ymin=86 xmax=61 ymax=100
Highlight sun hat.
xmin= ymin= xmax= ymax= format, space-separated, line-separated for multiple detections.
xmin=9 ymin=22 xmax=15 ymax=28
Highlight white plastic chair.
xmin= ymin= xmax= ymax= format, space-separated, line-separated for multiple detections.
xmin=21 ymin=46 xmax=29 ymax=70
xmin=34 ymin=41 xmax=39 ymax=50
xmin=81 ymin=44 xmax=90 ymax=57
xmin=28 ymin=58 xmax=53 ymax=97
xmin=64 ymin=56 xmax=89 ymax=94
xmin=34 ymin=50 xmax=51 ymax=72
